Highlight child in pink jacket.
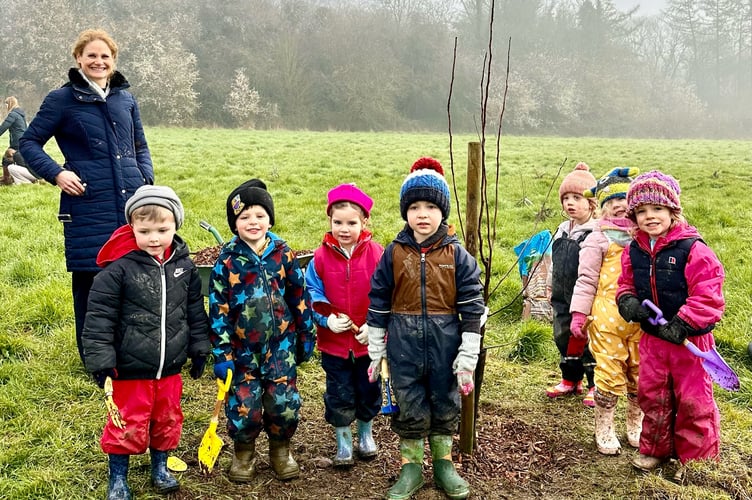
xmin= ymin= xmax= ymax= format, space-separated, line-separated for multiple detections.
xmin=568 ymin=168 xmax=641 ymax=456
xmin=305 ymin=184 xmax=384 ymax=467
xmin=616 ymin=171 xmax=725 ymax=479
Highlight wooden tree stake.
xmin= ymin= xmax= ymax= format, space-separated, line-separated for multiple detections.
xmin=460 ymin=141 xmax=482 ymax=454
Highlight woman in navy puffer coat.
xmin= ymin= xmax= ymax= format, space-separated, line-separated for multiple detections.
xmin=20 ymin=29 xmax=153 ymax=364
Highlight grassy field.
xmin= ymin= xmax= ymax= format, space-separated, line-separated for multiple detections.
xmin=1 ymin=129 xmax=751 ymax=499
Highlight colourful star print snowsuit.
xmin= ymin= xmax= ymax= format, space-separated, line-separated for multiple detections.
xmin=208 ymin=232 xmax=316 ymax=443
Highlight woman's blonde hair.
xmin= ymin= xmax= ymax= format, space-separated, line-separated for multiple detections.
xmin=72 ymin=29 xmax=118 ymax=61
xmin=4 ymin=96 xmax=18 ymax=111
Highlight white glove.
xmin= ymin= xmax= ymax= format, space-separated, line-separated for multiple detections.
xmin=453 ymin=332 xmax=482 ymax=395
xmin=327 ymin=313 xmax=353 ymax=333
xmin=457 ymin=371 xmax=474 ymax=396
xmin=480 ymin=306 xmax=489 ymax=328
xmin=367 ymin=326 xmax=386 ymax=382
xmin=355 ymin=324 xmax=369 ymax=345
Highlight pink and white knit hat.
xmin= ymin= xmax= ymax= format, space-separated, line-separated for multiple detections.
xmin=627 ymin=170 xmax=682 ymax=215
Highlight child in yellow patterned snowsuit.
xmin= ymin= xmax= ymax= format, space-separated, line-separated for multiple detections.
xmin=567 ymin=168 xmax=642 ymax=455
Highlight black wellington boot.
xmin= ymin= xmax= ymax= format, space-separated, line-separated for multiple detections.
xmin=150 ymin=448 xmax=180 ymax=494
xmin=107 ymin=454 xmax=132 ymax=500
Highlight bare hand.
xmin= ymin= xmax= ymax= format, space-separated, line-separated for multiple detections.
xmin=55 ymin=170 xmax=85 ymax=196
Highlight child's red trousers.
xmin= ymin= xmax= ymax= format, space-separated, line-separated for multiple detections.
xmin=100 ymin=374 xmax=183 ymax=455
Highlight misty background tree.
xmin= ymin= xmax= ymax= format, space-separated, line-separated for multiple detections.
xmin=1 ymin=0 xmax=750 ymax=138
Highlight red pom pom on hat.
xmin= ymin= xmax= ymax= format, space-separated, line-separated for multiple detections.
xmin=410 ymin=157 xmax=444 ymax=176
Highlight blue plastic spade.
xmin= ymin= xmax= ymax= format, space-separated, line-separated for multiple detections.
xmin=380 ymin=358 xmax=399 ymax=415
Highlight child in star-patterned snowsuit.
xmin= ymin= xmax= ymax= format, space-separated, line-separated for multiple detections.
xmin=208 ymin=178 xmax=316 ymax=483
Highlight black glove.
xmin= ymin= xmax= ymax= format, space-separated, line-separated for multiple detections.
xmin=189 ymin=355 xmax=208 ymax=380
xmin=617 ymin=295 xmax=650 ymax=323
xmin=92 ymin=368 xmax=117 ymax=389
xmin=296 ymin=340 xmax=314 ymax=364
xmin=656 ymin=317 xmax=692 ymax=345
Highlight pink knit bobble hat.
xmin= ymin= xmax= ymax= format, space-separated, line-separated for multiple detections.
xmin=627 ymin=170 xmax=682 ymax=216
xmin=559 ymin=162 xmax=597 ymax=202
xmin=327 ymin=183 xmax=374 ymax=217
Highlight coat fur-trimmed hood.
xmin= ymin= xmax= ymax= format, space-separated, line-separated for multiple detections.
xmin=66 ymin=67 xmax=130 ymax=91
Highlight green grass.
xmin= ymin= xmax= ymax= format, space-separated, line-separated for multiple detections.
xmin=1 ymin=129 xmax=751 ymax=499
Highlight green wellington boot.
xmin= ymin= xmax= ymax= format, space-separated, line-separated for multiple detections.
xmin=228 ymin=440 xmax=257 ymax=483
xmin=429 ymin=435 xmax=469 ymax=500
xmin=386 ymin=438 xmax=425 ymax=500
xmin=334 ymin=426 xmax=354 ymax=466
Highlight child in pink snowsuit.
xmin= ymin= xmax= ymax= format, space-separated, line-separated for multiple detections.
xmin=616 ymin=170 xmax=725 ymax=476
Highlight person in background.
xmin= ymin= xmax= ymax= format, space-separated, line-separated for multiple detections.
xmin=208 ymin=179 xmax=316 ymax=484
xmin=2 ymin=148 xmax=40 ymax=185
xmin=82 ymin=185 xmax=211 ymax=499
xmin=617 ymin=171 xmax=725 ymax=481
xmin=0 ymin=96 xmax=28 ymax=185
xmin=305 ymin=183 xmax=384 ymax=467
xmin=568 ymin=168 xmax=642 ymax=455
xmin=367 ymin=157 xmax=485 ymax=500
xmin=547 ymin=162 xmax=598 ymax=406
xmin=19 ymin=28 xmax=153 ymax=365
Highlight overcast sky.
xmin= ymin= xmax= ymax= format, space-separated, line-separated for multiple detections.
xmin=612 ymin=0 xmax=666 ymax=16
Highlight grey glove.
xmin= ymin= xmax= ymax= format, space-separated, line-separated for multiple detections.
xmin=453 ymin=332 xmax=482 ymax=395
xmin=367 ymin=326 xmax=386 ymax=382
xmin=617 ymin=295 xmax=650 ymax=323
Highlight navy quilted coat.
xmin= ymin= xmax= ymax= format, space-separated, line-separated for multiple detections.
xmin=19 ymin=69 xmax=153 ymax=271
xmin=0 ymin=107 xmax=27 ymax=149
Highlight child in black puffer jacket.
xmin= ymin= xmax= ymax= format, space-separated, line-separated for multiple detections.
xmin=83 ymin=185 xmax=210 ymax=499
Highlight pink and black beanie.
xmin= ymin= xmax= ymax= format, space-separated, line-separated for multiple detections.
xmin=226 ymin=178 xmax=275 ymax=233
xmin=627 ymin=170 xmax=682 ymax=215
xmin=327 ymin=183 xmax=374 ymax=218
xmin=399 ymin=157 xmax=451 ymax=221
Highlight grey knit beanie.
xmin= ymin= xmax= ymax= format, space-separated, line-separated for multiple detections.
xmin=125 ymin=185 xmax=185 ymax=229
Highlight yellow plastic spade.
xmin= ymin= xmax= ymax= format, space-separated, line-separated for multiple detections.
xmin=166 ymin=456 xmax=187 ymax=472
xmin=104 ymin=376 xmax=126 ymax=429
xmin=198 ymin=370 xmax=233 ymax=473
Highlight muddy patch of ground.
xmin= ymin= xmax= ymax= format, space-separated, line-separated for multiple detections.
xmin=166 ymin=401 xmax=589 ymax=500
